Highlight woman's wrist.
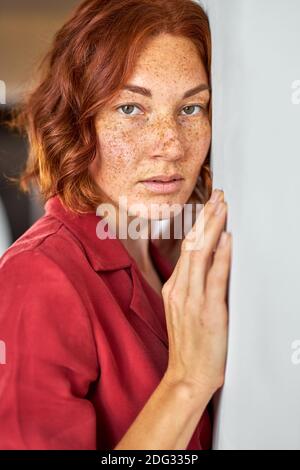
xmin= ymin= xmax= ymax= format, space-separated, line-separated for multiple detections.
xmin=161 ymin=371 xmax=215 ymax=411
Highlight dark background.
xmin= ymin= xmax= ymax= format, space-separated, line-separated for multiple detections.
xmin=0 ymin=0 xmax=80 ymax=252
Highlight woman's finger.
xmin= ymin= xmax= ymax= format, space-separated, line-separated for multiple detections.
xmin=206 ymin=231 xmax=232 ymax=304
xmin=186 ymin=201 xmax=228 ymax=299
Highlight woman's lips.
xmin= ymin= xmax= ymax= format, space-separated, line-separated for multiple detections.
xmin=140 ymin=179 xmax=184 ymax=194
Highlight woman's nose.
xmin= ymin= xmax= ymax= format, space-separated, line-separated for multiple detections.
xmin=150 ymin=121 xmax=184 ymax=161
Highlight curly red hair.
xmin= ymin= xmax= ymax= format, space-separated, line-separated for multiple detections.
xmin=6 ymin=0 xmax=212 ymax=214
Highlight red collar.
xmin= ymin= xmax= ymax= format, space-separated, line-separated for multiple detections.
xmin=44 ymin=195 xmax=173 ymax=279
xmin=44 ymin=195 xmax=173 ymax=348
xmin=45 ymin=195 xmax=135 ymax=271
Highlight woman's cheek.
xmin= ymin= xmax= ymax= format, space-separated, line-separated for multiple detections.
xmin=180 ymin=120 xmax=211 ymax=151
xmin=97 ymin=124 xmax=137 ymax=157
xmin=98 ymin=114 xmax=211 ymax=158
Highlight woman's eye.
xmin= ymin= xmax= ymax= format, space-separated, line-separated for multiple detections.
xmin=116 ymin=103 xmax=205 ymax=118
xmin=180 ymin=105 xmax=204 ymax=116
xmin=117 ymin=104 xmax=142 ymax=116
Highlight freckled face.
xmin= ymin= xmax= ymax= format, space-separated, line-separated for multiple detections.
xmin=90 ymin=33 xmax=211 ymax=219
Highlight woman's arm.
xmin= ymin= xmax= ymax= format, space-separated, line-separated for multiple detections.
xmin=114 ymin=373 xmax=213 ymax=450
xmin=0 ymin=250 xmax=99 ymax=450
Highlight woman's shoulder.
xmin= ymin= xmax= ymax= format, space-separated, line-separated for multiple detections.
xmin=0 ymin=213 xmax=100 ymax=342
xmin=0 ymin=212 xmax=88 ymax=276
xmin=0 ymin=215 xmax=99 ymax=408
xmin=0 ymin=211 xmax=111 ymax=323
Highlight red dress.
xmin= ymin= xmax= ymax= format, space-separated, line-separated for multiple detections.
xmin=0 ymin=195 xmax=212 ymax=450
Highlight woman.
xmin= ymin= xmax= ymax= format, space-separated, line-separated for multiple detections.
xmin=0 ymin=0 xmax=231 ymax=450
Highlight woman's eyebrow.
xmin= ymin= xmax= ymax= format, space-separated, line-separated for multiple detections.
xmin=122 ymin=83 xmax=211 ymax=99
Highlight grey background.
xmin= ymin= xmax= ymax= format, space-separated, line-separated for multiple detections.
xmin=0 ymin=1 xmax=80 ymax=255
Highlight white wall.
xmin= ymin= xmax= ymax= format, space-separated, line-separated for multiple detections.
xmin=198 ymin=0 xmax=300 ymax=449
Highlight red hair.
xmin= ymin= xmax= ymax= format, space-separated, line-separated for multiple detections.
xmin=6 ymin=0 xmax=212 ymax=213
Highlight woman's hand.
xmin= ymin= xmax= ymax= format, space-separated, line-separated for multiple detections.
xmin=162 ymin=189 xmax=232 ymax=397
